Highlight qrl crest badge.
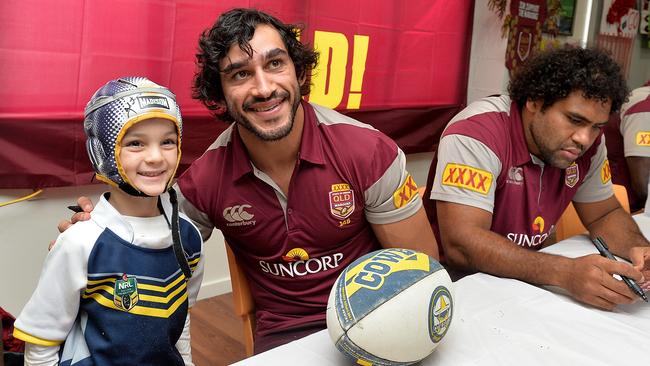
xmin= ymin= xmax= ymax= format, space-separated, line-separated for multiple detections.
xmin=329 ymin=183 xmax=355 ymax=220
xmin=565 ymin=163 xmax=579 ymax=188
xmin=114 ymin=274 xmax=139 ymax=311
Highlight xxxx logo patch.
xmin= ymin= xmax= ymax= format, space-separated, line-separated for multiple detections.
xmin=441 ymin=163 xmax=493 ymax=195
xmin=393 ymin=174 xmax=418 ymax=208
xmin=601 ymin=159 xmax=611 ymax=184
xmin=636 ymin=131 xmax=650 ymax=146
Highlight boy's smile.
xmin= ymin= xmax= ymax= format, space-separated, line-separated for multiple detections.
xmin=118 ymin=118 xmax=179 ymax=197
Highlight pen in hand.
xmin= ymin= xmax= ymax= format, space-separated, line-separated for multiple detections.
xmin=591 ymin=236 xmax=648 ymax=303
xmin=67 ymin=205 xmax=84 ymax=213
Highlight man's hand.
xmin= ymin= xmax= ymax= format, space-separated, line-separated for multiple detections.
xmin=563 ymin=254 xmax=644 ymax=310
xmin=48 ymin=196 xmax=95 ymax=250
xmin=629 ymin=246 xmax=650 ymax=287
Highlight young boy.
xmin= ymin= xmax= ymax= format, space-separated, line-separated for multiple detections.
xmin=13 ymin=77 xmax=204 ymax=366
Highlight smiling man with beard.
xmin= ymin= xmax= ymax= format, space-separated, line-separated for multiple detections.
xmin=423 ymin=47 xmax=650 ymax=311
xmin=175 ymin=8 xmax=440 ymax=353
xmin=179 ymin=9 xmax=438 ymax=353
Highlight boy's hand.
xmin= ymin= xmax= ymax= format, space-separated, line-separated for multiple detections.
xmin=49 ymin=196 xmax=95 ymax=250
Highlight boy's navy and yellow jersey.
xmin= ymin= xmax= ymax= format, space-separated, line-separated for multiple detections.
xmin=14 ymin=193 xmax=204 ymax=365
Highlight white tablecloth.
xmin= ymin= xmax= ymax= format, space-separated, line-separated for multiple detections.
xmin=232 ymin=215 xmax=650 ymax=365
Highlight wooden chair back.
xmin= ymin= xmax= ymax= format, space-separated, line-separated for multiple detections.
xmin=555 ymin=184 xmax=630 ymax=241
xmin=225 ymin=242 xmax=255 ymax=357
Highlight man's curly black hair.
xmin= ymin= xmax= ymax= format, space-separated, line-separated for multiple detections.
xmin=508 ymin=47 xmax=629 ymax=114
xmin=193 ymin=8 xmax=319 ymax=122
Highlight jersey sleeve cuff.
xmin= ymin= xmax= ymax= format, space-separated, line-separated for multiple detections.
xmin=365 ymin=195 xmax=421 ymax=224
xmin=430 ymin=192 xmax=494 ymax=213
xmin=13 ymin=327 xmax=64 ymax=347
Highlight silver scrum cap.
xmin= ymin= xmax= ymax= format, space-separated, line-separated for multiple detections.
xmin=83 ymin=76 xmax=182 ymax=194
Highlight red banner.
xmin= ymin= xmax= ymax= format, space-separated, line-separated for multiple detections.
xmin=0 ymin=0 xmax=474 ymax=189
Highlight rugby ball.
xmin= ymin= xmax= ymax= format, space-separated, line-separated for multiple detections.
xmin=326 ymin=248 xmax=453 ymax=365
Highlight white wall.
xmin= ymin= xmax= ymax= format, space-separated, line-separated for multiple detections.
xmin=628 ymin=36 xmax=650 ymax=88
xmin=466 ymin=0 xmax=509 ymax=103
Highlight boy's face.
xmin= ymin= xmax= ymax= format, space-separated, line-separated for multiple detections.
xmin=218 ymin=24 xmax=303 ymax=141
xmin=119 ymin=118 xmax=179 ymax=196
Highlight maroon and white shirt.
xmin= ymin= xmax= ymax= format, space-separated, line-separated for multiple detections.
xmin=619 ymin=85 xmax=650 ymax=158
xmin=605 ymin=85 xmax=650 ymax=211
xmin=424 ymin=95 xmax=612 ymax=252
xmin=176 ymin=101 xmax=421 ymax=337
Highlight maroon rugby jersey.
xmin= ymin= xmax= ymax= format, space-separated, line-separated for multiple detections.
xmin=176 ymin=101 xmax=421 ymax=337
xmin=606 ymin=85 xmax=650 ymax=211
xmin=424 ymin=95 xmax=612 ymax=256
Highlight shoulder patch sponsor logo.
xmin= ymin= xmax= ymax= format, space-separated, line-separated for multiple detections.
xmin=506 ymin=166 xmax=524 ymax=185
xmin=600 ymin=159 xmax=611 ymax=184
xmin=223 ymin=204 xmax=256 ymax=227
xmin=565 ymin=162 xmax=579 ymax=188
xmin=636 ymin=131 xmax=650 ymax=146
xmin=441 ymin=163 xmax=493 ymax=195
xmin=393 ymin=174 xmax=418 ymax=208
xmin=330 ymin=183 xmax=355 ymax=220
xmin=114 ymin=274 xmax=139 ymax=312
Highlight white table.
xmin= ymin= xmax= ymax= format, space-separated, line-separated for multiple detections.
xmin=233 ymin=215 xmax=650 ymax=365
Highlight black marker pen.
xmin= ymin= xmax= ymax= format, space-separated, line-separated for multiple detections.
xmin=592 ymin=236 xmax=648 ymax=303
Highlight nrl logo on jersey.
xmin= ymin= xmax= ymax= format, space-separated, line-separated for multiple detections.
xmin=329 ymin=183 xmax=355 ymax=220
xmin=565 ymin=162 xmax=579 ymax=188
xmin=114 ymin=274 xmax=139 ymax=312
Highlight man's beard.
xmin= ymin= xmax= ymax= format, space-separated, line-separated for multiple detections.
xmin=228 ymin=88 xmax=301 ymax=142
xmin=529 ymin=122 xmax=583 ymax=169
